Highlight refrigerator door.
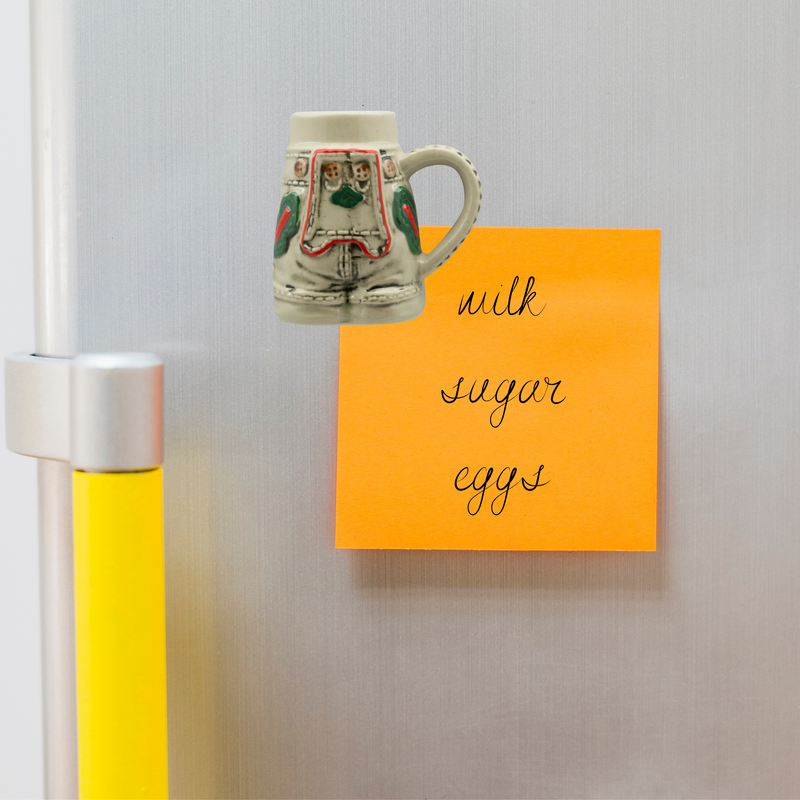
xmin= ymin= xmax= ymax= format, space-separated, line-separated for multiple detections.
xmin=34 ymin=1 xmax=800 ymax=797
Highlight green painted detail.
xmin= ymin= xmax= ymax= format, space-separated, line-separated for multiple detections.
xmin=274 ymin=192 xmax=300 ymax=258
xmin=392 ymin=185 xmax=421 ymax=255
xmin=330 ymin=185 xmax=364 ymax=208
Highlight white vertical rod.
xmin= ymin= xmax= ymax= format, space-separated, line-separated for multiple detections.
xmin=36 ymin=460 xmax=77 ymax=798
xmin=30 ymin=0 xmax=79 ymax=795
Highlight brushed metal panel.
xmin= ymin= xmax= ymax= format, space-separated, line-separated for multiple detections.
xmin=63 ymin=0 xmax=800 ymax=796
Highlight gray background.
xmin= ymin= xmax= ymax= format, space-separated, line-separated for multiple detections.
xmin=7 ymin=0 xmax=800 ymax=796
xmin=0 ymin=1 xmax=43 ymax=796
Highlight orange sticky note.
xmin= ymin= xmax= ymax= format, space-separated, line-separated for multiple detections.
xmin=336 ymin=227 xmax=660 ymax=550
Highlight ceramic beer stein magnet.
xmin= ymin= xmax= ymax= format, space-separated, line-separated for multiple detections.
xmin=273 ymin=111 xmax=482 ymax=325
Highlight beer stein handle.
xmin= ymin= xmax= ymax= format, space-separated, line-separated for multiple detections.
xmin=399 ymin=145 xmax=482 ymax=279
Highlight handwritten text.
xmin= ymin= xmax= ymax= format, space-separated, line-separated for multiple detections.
xmin=458 ymin=276 xmax=545 ymax=317
xmin=442 ymin=377 xmax=566 ymax=428
xmin=454 ymin=465 xmax=548 ymax=515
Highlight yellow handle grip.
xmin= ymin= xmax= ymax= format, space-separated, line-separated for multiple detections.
xmin=73 ymin=468 xmax=168 ymax=799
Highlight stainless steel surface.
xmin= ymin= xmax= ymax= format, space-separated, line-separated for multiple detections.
xmin=5 ymin=354 xmax=70 ymax=462
xmin=70 ymin=353 xmax=164 ymax=472
xmin=47 ymin=0 xmax=800 ymax=796
xmin=31 ymin=0 xmax=79 ymax=794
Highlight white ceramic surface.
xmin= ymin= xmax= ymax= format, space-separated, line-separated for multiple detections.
xmin=273 ymin=111 xmax=482 ymax=325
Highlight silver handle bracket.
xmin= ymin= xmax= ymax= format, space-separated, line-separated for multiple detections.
xmin=5 ymin=352 xmax=164 ymax=472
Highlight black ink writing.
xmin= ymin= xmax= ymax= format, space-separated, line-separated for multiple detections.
xmin=454 ymin=465 xmax=548 ymax=515
xmin=458 ymin=276 xmax=545 ymax=317
xmin=441 ymin=376 xmax=566 ymax=427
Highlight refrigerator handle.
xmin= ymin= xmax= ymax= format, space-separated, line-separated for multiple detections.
xmin=5 ymin=352 xmax=168 ymax=798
